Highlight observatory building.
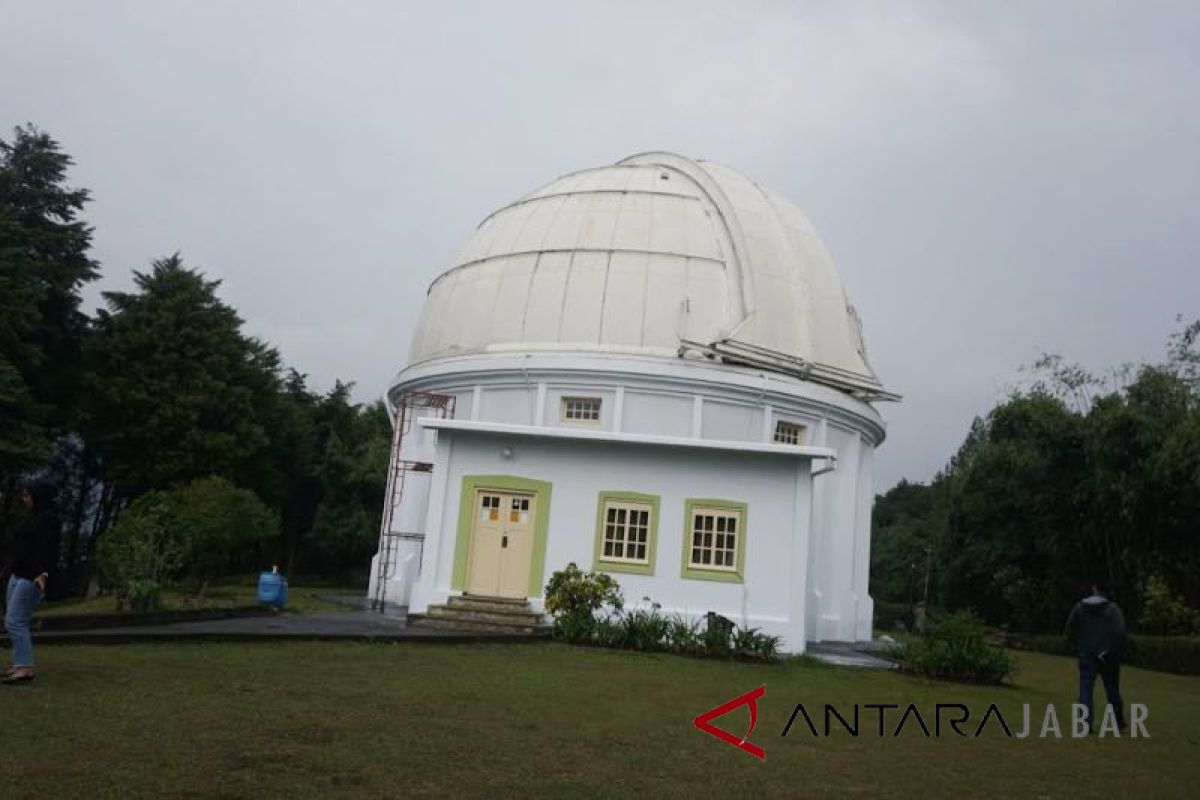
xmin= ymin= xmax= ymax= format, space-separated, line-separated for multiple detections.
xmin=368 ymin=151 xmax=897 ymax=652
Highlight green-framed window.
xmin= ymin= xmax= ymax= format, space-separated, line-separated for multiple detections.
xmin=680 ymin=498 xmax=747 ymax=583
xmin=592 ymin=491 xmax=660 ymax=576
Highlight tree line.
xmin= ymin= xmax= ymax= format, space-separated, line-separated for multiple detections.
xmin=872 ymin=330 xmax=1200 ymax=635
xmin=1 ymin=125 xmax=390 ymax=596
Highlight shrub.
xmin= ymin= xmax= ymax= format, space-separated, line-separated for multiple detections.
xmin=893 ymin=610 xmax=1015 ymax=684
xmin=1019 ymin=633 xmax=1073 ymax=657
xmin=172 ymin=477 xmax=278 ymax=588
xmin=544 ymin=563 xmax=623 ymax=625
xmin=544 ymin=566 xmax=783 ymax=662
xmin=98 ymin=477 xmax=278 ymax=601
xmin=124 ymin=579 xmax=162 ymax=613
xmin=664 ymin=614 xmax=702 ymax=655
xmin=98 ymin=492 xmax=188 ymax=593
xmin=594 ymin=617 xmax=625 ymax=649
xmin=703 ymin=619 xmax=733 ymax=657
xmin=1125 ymin=635 xmax=1200 ymax=676
xmin=1018 ymin=631 xmax=1200 ymax=676
xmin=553 ymin=612 xmax=595 ymax=644
xmin=733 ymin=626 xmax=782 ymax=662
xmin=621 ymin=608 xmax=670 ymax=651
xmin=1139 ymin=575 xmax=1196 ymax=635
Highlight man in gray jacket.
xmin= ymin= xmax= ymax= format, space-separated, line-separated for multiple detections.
xmin=1065 ymin=583 xmax=1127 ymax=731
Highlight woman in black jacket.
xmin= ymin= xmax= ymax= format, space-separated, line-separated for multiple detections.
xmin=4 ymin=478 xmax=59 ymax=685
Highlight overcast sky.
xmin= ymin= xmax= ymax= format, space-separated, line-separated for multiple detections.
xmin=3 ymin=1 xmax=1197 ymax=489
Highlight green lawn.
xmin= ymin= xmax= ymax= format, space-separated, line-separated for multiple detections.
xmin=38 ymin=581 xmax=357 ymax=617
xmin=4 ymin=642 xmax=1198 ymax=799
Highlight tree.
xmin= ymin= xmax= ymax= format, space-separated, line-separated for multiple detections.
xmin=303 ymin=397 xmax=390 ymax=576
xmin=870 ymin=479 xmax=939 ymax=604
xmin=81 ymin=254 xmax=282 ymax=497
xmin=0 ymin=124 xmax=98 ymax=500
xmin=877 ymin=318 xmax=1200 ymax=633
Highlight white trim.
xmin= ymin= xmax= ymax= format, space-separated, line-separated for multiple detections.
xmin=470 ymin=386 xmax=482 ymax=421
xmin=534 ymin=381 xmax=547 ymax=425
xmin=390 ymin=351 xmax=887 ymax=445
xmin=419 ymin=418 xmax=835 ymax=460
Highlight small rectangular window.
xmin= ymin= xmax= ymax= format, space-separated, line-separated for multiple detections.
xmin=479 ymin=493 xmax=501 ymax=521
xmin=599 ymin=500 xmax=653 ymax=565
xmin=509 ymin=496 xmax=530 ymax=523
xmin=688 ymin=507 xmax=742 ymax=572
xmin=773 ymin=420 xmax=805 ymax=445
xmin=561 ymin=396 xmax=601 ymax=423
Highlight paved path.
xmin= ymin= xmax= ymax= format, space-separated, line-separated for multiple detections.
xmin=807 ymin=640 xmax=898 ymax=669
xmin=8 ymin=595 xmax=541 ymax=645
xmin=10 ymin=595 xmax=894 ymax=662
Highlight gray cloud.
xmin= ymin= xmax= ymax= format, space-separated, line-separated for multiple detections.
xmin=3 ymin=0 xmax=1197 ymax=488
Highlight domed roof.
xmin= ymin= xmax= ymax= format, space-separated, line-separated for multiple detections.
xmin=408 ymin=152 xmax=895 ymax=400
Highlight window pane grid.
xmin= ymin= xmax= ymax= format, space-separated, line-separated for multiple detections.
xmin=599 ymin=501 xmax=652 ymax=565
xmin=774 ymin=421 xmax=805 ymax=445
xmin=688 ymin=508 xmax=741 ymax=572
xmin=562 ymin=396 xmax=601 ymax=422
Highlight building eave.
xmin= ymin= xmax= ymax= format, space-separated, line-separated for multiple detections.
xmin=419 ymin=418 xmax=837 ymax=461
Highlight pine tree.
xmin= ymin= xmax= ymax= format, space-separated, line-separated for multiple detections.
xmin=0 ymin=124 xmax=98 ymax=489
xmin=81 ymin=254 xmax=281 ymax=497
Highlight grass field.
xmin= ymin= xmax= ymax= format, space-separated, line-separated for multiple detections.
xmin=4 ymin=641 xmax=1198 ymax=799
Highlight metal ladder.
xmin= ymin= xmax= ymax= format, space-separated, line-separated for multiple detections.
xmin=371 ymin=391 xmax=455 ymax=611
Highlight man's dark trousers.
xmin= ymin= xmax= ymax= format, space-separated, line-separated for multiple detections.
xmin=1078 ymin=654 xmax=1125 ymax=729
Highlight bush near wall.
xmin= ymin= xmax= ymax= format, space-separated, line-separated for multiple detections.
xmin=558 ymin=607 xmax=783 ymax=663
xmin=544 ymin=565 xmax=782 ymax=662
xmin=891 ymin=610 xmax=1016 ymax=684
xmin=1015 ymin=633 xmax=1200 ymax=676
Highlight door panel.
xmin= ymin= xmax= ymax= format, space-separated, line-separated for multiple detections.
xmin=467 ymin=491 xmax=504 ymax=595
xmin=498 ymin=495 xmax=534 ymax=598
xmin=467 ymin=490 xmax=535 ymax=598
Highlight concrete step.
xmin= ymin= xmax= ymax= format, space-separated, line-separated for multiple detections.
xmin=426 ymin=605 xmax=541 ymax=627
xmin=447 ymin=596 xmax=539 ymax=615
xmin=457 ymin=593 xmax=528 ymax=604
xmin=452 ymin=594 xmax=529 ymax=606
xmin=410 ymin=615 xmax=550 ymax=636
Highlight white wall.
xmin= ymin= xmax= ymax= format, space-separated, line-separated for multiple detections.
xmin=811 ymin=424 xmax=861 ymax=641
xmin=381 ymin=353 xmax=886 ymax=645
xmin=701 ymin=399 xmax=764 ymax=441
xmin=621 ymin=390 xmax=693 ymax=437
xmin=479 ymin=385 xmax=535 ymax=424
xmin=412 ymin=429 xmax=814 ymax=651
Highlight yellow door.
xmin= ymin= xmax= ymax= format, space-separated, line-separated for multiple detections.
xmin=466 ymin=490 xmax=535 ymax=599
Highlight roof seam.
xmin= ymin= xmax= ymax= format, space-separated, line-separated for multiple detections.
xmin=478 ymin=189 xmax=701 ymax=229
xmin=426 ymin=247 xmax=726 ymax=295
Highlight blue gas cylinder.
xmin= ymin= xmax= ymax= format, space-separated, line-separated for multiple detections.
xmin=257 ymin=570 xmax=288 ymax=608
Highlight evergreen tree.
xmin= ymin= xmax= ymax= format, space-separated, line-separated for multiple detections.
xmin=0 ymin=124 xmax=98 ymax=484
xmin=873 ymin=318 xmax=1200 ymax=632
xmin=81 ymin=254 xmax=281 ymax=497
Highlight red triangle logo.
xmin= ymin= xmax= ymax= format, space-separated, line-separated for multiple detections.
xmin=693 ymin=684 xmax=767 ymax=761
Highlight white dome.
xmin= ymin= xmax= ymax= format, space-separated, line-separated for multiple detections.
xmin=409 ymin=152 xmax=893 ymax=399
